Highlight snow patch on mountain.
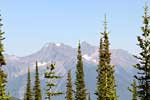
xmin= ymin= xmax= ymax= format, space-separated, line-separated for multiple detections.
xmin=34 ymin=62 xmax=48 ymax=67
xmin=83 ymin=54 xmax=97 ymax=63
xmin=56 ymin=43 xmax=61 ymax=47
xmin=83 ymin=54 xmax=92 ymax=61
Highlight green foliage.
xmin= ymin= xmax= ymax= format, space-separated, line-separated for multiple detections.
xmin=95 ymin=15 xmax=117 ymax=100
xmin=44 ymin=63 xmax=63 ymax=100
xmin=0 ymin=14 xmax=6 ymax=66
xmin=134 ymin=3 xmax=150 ymax=100
xmin=75 ymin=42 xmax=87 ymax=100
xmin=0 ymin=14 xmax=10 ymax=100
xmin=128 ymin=80 xmax=138 ymax=100
xmin=33 ymin=61 xmax=42 ymax=100
xmin=88 ymin=92 xmax=91 ymax=100
xmin=24 ymin=67 xmax=33 ymax=100
xmin=0 ymin=70 xmax=11 ymax=100
xmin=65 ymin=70 xmax=74 ymax=100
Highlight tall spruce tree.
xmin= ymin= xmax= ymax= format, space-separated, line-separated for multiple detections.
xmin=75 ymin=41 xmax=87 ymax=100
xmin=24 ymin=67 xmax=33 ymax=100
xmin=65 ymin=70 xmax=74 ymax=100
xmin=103 ymin=15 xmax=117 ymax=100
xmin=134 ymin=3 xmax=150 ymax=100
xmin=128 ymin=80 xmax=138 ymax=100
xmin=96 ymin=15 xmax=117 ymax=100
xmin=95 ymin=37 xmax=106 ymax=100
xmin=44 ymin=63 xmax=63 ymax=100
xmin=0 ymin=14 xmax=10 ymax=100
xmin=33 ymin=61 xmax=42 ymax=100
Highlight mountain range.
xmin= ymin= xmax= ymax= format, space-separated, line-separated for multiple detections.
xmin=3 ymin=41 xmax=138 ymax=100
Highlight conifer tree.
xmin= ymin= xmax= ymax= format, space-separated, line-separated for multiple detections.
xmin=0 ymin=14 xmax=5 ymax=67
xmin=24 ymin=67 xmax=33 ymax=100
xmin=44 ymin=63 xmax=63 ymax=100
xmin=128 ymin=80 xmax=138 ymax=100
xmin=33 ymin=61 xmax=42 ymax=100
xmin=0 ymin=14 xmax=10 ymax=100
xmin=95 ymin=37 xmax=106 ymax=100
xmin=96 ymin=15 xmax=117 ymax=100
xmin=75 ymin=41 xmax=87 ymax=100
xmin=103 ymin=15 xmax=117 ymax=100
xmin=134 ymin=3 xmax=150 ymax=100
xmin=88 ymin=92 xmax=91 ymax=100
xmin=65 ymin=70 xmax=74 ymax=100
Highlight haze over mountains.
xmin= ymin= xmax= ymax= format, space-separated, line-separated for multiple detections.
xmin=3 ymin=41 xmax=137 ymax=100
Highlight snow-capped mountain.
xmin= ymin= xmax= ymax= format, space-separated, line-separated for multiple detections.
xmin=3 ymin=42 xmax=137 ymax=100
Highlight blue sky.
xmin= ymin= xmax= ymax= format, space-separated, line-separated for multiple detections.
xmin=0 ymin=0 xmax=148 ymax=56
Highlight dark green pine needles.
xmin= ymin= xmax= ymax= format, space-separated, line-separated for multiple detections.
xmin=0 ymin=14 xmax=10 ymax=100
xmin=0 ymin=70 xmax=9 ymax=100
xmin=134 ymin=3 xmax=150 ymax=100
xmin=65 ymin=70 xmax=74 ymax=100
xmin=128 ymin=80 xmax=138 ymax=100
xmin=33 ymin=61 xmax=42 ymax=100
xmin=24 ymin=67 xmax=33 ymax=100
xmin=44 ymin=63 xmax=63 ymax=100
xmin=95 ymin=15 xmax=117 ymax=100
xmin=0 ymin=14 xmax=6 ymax=66
xmin=75 ymin=42 xmax=87 ymax=100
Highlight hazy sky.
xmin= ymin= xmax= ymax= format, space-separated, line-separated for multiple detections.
xmin=0 ymin=0 xmax=148 ymax=56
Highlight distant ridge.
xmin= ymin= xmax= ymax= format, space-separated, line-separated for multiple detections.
xmin=4 ymin=41 xmax=137 ymax=100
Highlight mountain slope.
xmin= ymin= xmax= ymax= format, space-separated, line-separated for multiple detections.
xmin=4 ymin=42 xmax=137 ymax=100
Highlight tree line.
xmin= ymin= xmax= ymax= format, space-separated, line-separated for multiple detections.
xmin=0 ymin=3 xmax=150 ymax=100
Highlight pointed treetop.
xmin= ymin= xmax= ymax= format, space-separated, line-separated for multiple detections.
xmin=35 ymin=61 xmax=39 ymax=71
xmin=142 ymin=2 xmax=150 ymax=37
xmin=104 ymin=14 xmax=107 ymax=33
xmin=0 ymin=14 xmax=1 ymax=18
xmin=0 ymin=13 xmax=1 ymax=20
xmin=0 ymin=14 xmax=3 ymax=31
xmin=36 ymin=61 xmax=38 ymax=66
xmin=68 ymin=69 xmax=71 ymax=73
xmin=78 ymin=40 xmax=81 ymax=49
xmin=28 ymin=67 xmax=30 ymax=73
xmin=144 ymin=1 xmax=148 ymax=17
